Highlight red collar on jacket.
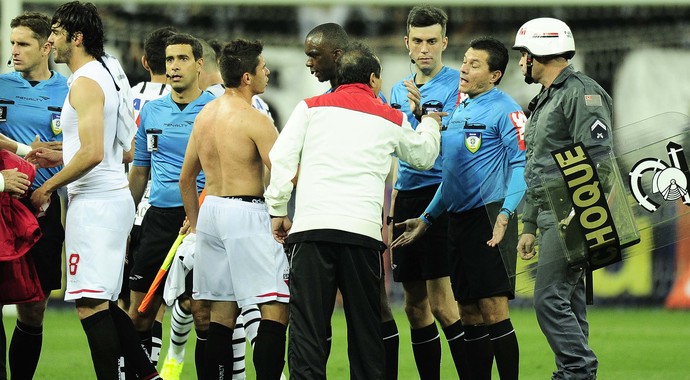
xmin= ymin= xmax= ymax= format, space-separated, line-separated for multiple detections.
xmin=305 ymin=83 xmax=403 ymax=126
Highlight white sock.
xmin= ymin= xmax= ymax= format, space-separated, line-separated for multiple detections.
xmin=167 ymin=300 xmax=193 ymax=362
xmin=241 ymin=305 xmax=261 ymax=349
xmin=232 ymin=315 xmax=247 ymax=379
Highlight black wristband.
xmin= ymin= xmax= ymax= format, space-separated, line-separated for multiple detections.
xmin=386 ymin=216 xmax=394 ymax=225
xmin=500 ymin=207 xmax=514 ymax=219
xmin=421 ymin=212 xmax=436 ymax=225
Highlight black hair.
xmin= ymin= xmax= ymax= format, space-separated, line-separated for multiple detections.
xmin=165 ymin=33 xmax=203 ymax=61
xmin=219 ymin=39 xmax=263 ymax=88
xmin=407 ymin=6 xmax=448 ymax=37
xmin=305 ymin=23 xmax=349 ymax=50
xmin=200 ymin=39 xmax=220 ymax=70
xmin=51 ymin=1 xmax=104 ymax=58
xmin=207 ymin=39 xmax=223 ymax=59
xmin=335 ymin=42 xmax=381 ymax=87
xmin=469 ymin=37 xmax=509 ymax=85
xmin=11 ymin=12 xmax=51 ymax=43
xmin=144 ymin=26 xmax=176 ymax=75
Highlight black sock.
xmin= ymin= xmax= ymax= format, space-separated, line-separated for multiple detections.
xmin=463 ymin=324 xmax=494 ymax=380
xmin=325 ymin=324 xmax=332 ymax=360
xmin=151 ymin=320 xmax=162 ymax=366
xmin=206 ymin=322 xmax=234 ymax=380
xmin=410 ymin=323 xmax=440 ymax=380
xmin=195 ymin=328 xmax=208 ymax=380
xmin=488 ymin=319 xmax=519 ymax=380
xmin=443 ymin=320 xmax=471 ymax=380
xmin=382 ymin=320 xmax=399 ymax=380
xmin=81 ymin=310 xmax=121 ymax=380
xmin=9 ymin=320 xmax=43 ymax=380
xmin=107 ymin=303 xmax=158 ymax=379
xmin=138 ymin=329 xmax=153 ymax=362
xmin=253 ymin=320 xmax=287 ymax=380
xmin=0 ymin=318 xmax=7 ymax=380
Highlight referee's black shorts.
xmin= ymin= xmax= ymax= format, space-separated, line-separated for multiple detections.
xmin=20 ymin=191 xmax=64 ymax=296
xmin=391 ymin=184 xmax=450 ymax=283
xmin=129 ymin=205 xmax=186 ymax=294
xmin=447 ymin=202 xmax=517 ymax=303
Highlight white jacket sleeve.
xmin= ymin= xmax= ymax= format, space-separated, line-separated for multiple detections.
xmin=264 ymin=101 xmax=309 ymax=216
xmin=395 ymin=116 xmax=441 ymax=171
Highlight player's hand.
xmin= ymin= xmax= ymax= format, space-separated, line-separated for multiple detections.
xmin=179 ymin=217 xmax=191 ymax=235
xmin=517 ymin=233 xmax=537 ymax=260
xmin=26 ymin=147 xmax=63 ymax=168
xmin=30 ymin=135 xmax=62 ymax=151
xmin=487 ymin=213 xmax=509 ymax=247
xmin=403 ymin=80 xmax=422 ymax=117
xmin=391 ymin=217 xmax=428 ymax=248
xmin=422 ymin=112 xmax=448 ymax=129
xmin=271 ymin=216 xmax=292 ymax=244
xmin=1 ymin=168 xmax=30 ymax=198
xmin=30 ymin=184 xmax=52 ymax=215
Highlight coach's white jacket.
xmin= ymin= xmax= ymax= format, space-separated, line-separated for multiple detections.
xmin=265 ymin=83 xmax=440 ymax=242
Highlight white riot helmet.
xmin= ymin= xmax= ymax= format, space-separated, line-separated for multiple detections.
xmin=513 ymin=17 xmax=575 ymax=59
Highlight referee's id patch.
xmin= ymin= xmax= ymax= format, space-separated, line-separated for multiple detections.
xmin=465 ymin=131 xmax=482 ymax=153
xmin=51 ymin=113 xmax=62 ymax=135
xmin=0 ymin=106 xmax=7 ymax=122
xmin=584 ymin=94 xmax=602 ymax=107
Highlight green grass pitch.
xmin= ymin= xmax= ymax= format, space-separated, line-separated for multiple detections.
xmin=3 ymin=305 xmax=689 ymax=379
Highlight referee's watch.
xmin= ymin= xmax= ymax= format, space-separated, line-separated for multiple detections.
xmin=419 ymin=212 xmax=436 ymax=226
xmin=499 ymin=207 xmax=514 ymax=219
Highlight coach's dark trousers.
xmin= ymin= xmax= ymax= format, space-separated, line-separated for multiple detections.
xmin=287 ymin=241 xmax=384 ymax=380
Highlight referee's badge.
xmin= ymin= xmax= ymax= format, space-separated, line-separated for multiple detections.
xmin=465 ymin=131 xmax=482 ymax=153
xmin=51 ymin=113 xmax=62 ymax=135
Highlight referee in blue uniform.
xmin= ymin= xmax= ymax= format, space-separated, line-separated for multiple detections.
xmin=388 ymin=6 xmax=467 ymax=379
xmin=127 ymin=33 xmax=213 ymax=366
xmin=394 ymin=37 xmax=526 ymax=380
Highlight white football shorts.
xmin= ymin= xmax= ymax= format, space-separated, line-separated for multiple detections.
xmin=193 ymin=196 xmax=289 ymax=307
xmin=64 ymin=188 xmax=134 ymax=302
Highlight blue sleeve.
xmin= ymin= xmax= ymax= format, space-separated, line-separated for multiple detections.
xmin=390 ymin=80 xmax=419 ymax=130
xmin=498 ymin=105 xmax=527 ymax=214
xmin=502 ymin=166 xmax=526 ymax=214
xmin=423 ymin=182 xmax=447 ymax=219
xmin=498 ymin=107 xmax=526 ymax=167
xmin=377 ymin=91 xmax=387 ymax=104
xmin=133 ymin=106 xmax=151 ymax=167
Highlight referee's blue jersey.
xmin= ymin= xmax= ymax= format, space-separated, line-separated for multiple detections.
xmin=0 ymin=71 xmax=68 ymax=189
xmin=442 ymin=87 xmax=526 ymax=213
xmin=391 ymin=66 xmax=460 ymax=191
xmin=133 ymin=91 xmax=214 ymax=208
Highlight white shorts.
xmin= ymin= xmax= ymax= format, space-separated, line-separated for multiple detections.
xmin=64 ymin=188 xmax=134 ymax=302
xmin=192 ymin=196 xmax=289 ymax=307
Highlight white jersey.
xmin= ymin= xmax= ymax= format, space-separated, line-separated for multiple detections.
xmin=205 ymin=83 xmax=273 ymax=120
xmin=131 ymin=80 xmax=171 ymax=225
xmin=62 ymin=60 xmax=128 ymax=194
xmin=131 ymin=81 xmax=171 ymax=125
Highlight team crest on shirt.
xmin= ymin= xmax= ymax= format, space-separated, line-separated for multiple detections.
xmin=51 ymin=113 xmax=62 ymax=135
xmin=465 ymin=132 xmax=482 ymax=153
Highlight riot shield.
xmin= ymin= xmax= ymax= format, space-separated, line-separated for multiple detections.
xmin=481 ymin=112 xmax=690 ymax=297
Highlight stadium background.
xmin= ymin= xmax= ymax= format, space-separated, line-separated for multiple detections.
xmin=2 ymin=0 xmax=690 ymax=308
